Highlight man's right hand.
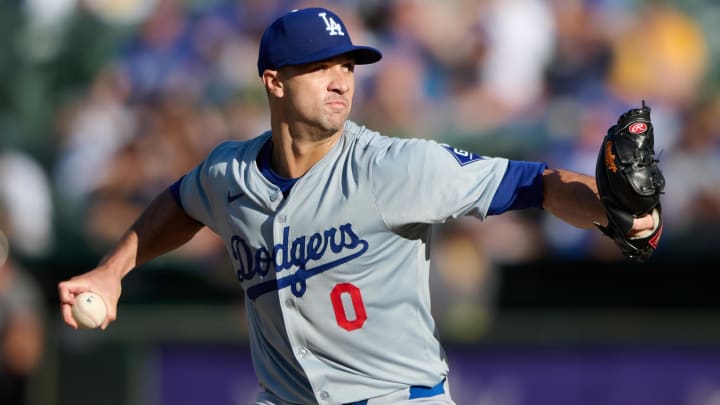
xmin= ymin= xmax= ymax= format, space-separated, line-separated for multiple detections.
xmin=58 ymin=267 xmax=122 ymax=330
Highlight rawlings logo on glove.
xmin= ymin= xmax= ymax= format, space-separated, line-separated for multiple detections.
xmin=595 ymin=101 xmax=665 ymax=262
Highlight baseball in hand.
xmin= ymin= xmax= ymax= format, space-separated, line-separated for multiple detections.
xmin=72 ymin=292 xmax=107 ymax=329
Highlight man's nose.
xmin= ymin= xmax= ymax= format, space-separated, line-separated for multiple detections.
xmin=328 ymin=68 xmax=350 ymax=94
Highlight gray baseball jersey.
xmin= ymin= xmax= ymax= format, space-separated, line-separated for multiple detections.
xmin=177 ymin=120 xmax=510 ymax=404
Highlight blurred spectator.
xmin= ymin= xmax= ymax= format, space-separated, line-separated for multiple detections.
xmin=661 ymin=95 xmax=720 ymax=233
xmin=356 ymin=45 xmax=442 ymax=139
xmin=453 ymin=0 xmax=555 ymax=135
xmin=80 ymin=0 xmax=158 ymax=26
xmin=476 ymin=0 xmax=555 ymax=112
xmin=544 ymin=0 xmax=614 ymax=102
xmin=114 ymin=0 xmax=205 ymax=103
xmin=24 ymin=0 xmax=76 ymax=29
xmin=53 ymin=65 xmax=135 ymax=207
xmin=0 ymin=149 xmax=54 ymax=258
xmin=0 ymin=200 xmax=46 ymax=405
xmin=606 ymin=2 xmax=708 ymax=109
xmin=431 ymin=219 xmax=500 ymax=342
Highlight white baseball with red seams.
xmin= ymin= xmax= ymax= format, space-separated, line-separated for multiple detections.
xmin=72 ymin=291 xmax=107 ymax=329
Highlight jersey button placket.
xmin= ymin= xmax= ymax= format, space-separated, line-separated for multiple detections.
xmin=272 ymin=210 xmax=311 ymax=376
xmin=272 ymin=208 xmax=323 ymax=396
xmin=319 ymin=391 xmax=330 ymax=401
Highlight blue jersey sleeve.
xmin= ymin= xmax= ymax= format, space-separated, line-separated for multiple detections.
xmin=487 ymin=160 xmax=548 ymax=215
xmin=168 ymin=175 xmax=185 ymax=209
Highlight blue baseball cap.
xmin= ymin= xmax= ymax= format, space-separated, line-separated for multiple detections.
xmin=257 ymin=8 xmax=382 ymax=76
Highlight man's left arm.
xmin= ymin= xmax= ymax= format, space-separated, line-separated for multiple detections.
xmin=541 ymin=168 xmax=655 ymax=235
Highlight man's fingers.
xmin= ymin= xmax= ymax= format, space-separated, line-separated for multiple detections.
xmin=100 ymin=310 xmax=117 ymax=330
xmin=61 ymin=303 xmax=78 ymax=329
xmin=57 ymin=280 xmax=90 ymax=303
xmin=58 ymin=282 xmax=78 ymax=305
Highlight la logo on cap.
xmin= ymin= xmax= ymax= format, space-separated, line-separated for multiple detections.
xmin=319 ymin=12 xmax=344 ymax=36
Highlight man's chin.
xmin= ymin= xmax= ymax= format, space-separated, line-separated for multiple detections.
xmin=322 ymin=114 xmax=349 ymax=132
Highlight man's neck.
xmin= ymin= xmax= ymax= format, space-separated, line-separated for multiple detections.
xmin=269 ymin=122 xmax=344 ymax=178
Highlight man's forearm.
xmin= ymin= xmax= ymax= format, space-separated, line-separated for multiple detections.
xmin=99 ymin=188 xmax=204 ymax=278
xmin=542 ymin=168 xmax=606 ymax=229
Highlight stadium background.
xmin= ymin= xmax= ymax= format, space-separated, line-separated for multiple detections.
xmin=1 ymin=0 xmax=720 ymax=404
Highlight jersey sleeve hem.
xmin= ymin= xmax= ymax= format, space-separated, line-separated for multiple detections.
xmin=168 ymin=176 xmax=185 ymax=210
xmin=487 ymin=160 xmax=548 ymax=215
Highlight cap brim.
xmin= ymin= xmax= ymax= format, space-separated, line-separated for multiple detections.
xmin=349 ymin=46 xmax=383 ymax=65
xmin=282 ymin=44 xmax=382 ymax=69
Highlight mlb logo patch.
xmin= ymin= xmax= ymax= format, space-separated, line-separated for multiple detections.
xmin=440 ymin=144 xmax=483 ymax=166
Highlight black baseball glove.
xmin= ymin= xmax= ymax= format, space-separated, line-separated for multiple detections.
xmin=595 ymin=101 xmax=665 ymax=262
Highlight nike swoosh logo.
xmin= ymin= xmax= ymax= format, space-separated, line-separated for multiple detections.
xmin=227 ymin=191 xmax=244 ymax=203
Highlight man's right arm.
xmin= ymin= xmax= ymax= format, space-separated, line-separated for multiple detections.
xmin=58 ymin=188 xmax=204 ymax=329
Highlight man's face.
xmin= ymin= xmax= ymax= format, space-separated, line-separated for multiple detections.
xmin=278 ymin=55 xmax=356 ymax=137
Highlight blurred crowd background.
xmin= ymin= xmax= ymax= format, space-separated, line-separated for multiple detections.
xmin=1 ymin=0 xmax=720 ymax=404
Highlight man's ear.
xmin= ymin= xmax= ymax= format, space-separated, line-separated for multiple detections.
xmin=262 ymin=70 xmax=283 ymax=98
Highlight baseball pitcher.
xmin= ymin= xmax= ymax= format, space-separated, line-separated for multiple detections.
xmin=58 ymin=8 xmax=664 ymax=405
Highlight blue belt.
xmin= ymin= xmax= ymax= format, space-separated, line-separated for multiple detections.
xmin=345 ymin=379 xmax=445 ymax=405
